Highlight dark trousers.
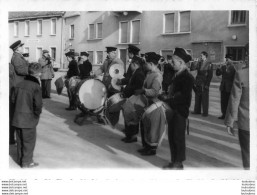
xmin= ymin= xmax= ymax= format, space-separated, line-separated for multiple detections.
xmin=238 ymin=129 xmax=250 ymax=169
xmin=194 ymin=89 xmax=209 ymax=115
xmin=140 ymin=122 xmax=157 ymax=150
xmin=15 ymin=127 xmax=37 ymax=166
xmin=220 ymin=91 xmax=230 ymax=116
xmin=9 ymin=98 xmax=15 ymax=144
xmin=124 ymin=123 xmax=139 ymax=139
xmin=64 ymin=79 xmax=76 ymax=108
xmin=41 ymin=79 xmax=51 ymax=98
xmin=167 ymin=112 xmax=186 ymax=163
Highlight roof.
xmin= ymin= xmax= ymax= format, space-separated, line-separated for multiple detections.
xmin=64 ymin=11 xmax=81 ymax=18
xmin=9 ymin=11 xmax=65 ymax=21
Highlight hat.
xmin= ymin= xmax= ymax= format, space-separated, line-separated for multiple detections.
xmin=80 ymin=51 xmax=89 ymax=57
xmin=106 ymin=47 xmax=117 ymax=53
xmin=43 ymin=49 xmax=49 ymax=54
xmin=131 ymin=56 xmax=144 ymax=67
xmin=156 ymin=54 xmax=162 ymax=62
xmin=225 ymin=54 xmax=233 ymax=59
xmin=167 ymin=55 xmax=172 ymax=60
xmin=173 ymin=47 xmax=192 ymax=63
xmin=128 ymin=45 xmax=140 ymax=55
xmin=22 ymin=53 xmax=29 ymax=57
xmin=65 ymin=51 xmax=75 ymax=57
xmin=10 ymin=40 xmax=24 ymax=51
xmin=74 ymin=52 xmax=79 ymax=56
xmin=145 ymin=52 xmax=160 ymax=64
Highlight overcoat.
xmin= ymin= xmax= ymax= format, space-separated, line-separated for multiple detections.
xmin=38 ymin=56 xmax=54 ymax=80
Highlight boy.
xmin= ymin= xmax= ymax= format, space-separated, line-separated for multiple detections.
xmin=11 ymin=62 xmax=43 ymax=168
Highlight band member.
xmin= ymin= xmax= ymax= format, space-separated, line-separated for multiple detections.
xmin=161 ymin=48 xmax=194 ymax=169
xmin=95 ymin=46 xmax=124 ymax=97
xmin=11 ymin=62 xmax=42 ymax=168
xmin=191 ymin=51 xmax=213 ymax=117
xmin=117 ymin=45 xmax=141 ymax=87
xmin=224 ymin=45 xmax=249 ymax=169
xmin=119 ymin=56 xmax=145 ymax=143
xmin=162 ymin=55 xmax=175 ymax=94
xmin=216 ymin=54 xmax=236 ymax=119
xmin=38 ymin=50 xmax=55 ymax=99
xmin=135 ymin=52 xmax=163 ymax=156
xmin=64 ymin=51 xmax=79 ymax=110
xmin=79 ymin=51 xmax=92 ymax=80
xmin=9 ymin=40 xmax=29 ymax=145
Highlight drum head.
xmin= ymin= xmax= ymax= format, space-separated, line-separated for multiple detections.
xmin=78 ymin=79 xmax=107 ymax=110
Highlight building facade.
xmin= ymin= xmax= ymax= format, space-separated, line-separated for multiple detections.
xmin=63 ymin=10 xmax=248 ymax=70
xmin=9 ymin=11 xmax=65 ymax=70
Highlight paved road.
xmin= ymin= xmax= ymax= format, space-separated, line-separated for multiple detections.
xmin=9 ymin=71 xmax=243 ymax=169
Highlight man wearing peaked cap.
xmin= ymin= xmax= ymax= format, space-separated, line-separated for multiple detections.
xmin=128 ymin=44 xmax=140 ymax=55
xmin=94 ymin=46 xmax=124 ymax=126
xmin=9 ymin=40 xmax=29 ymax=145
xmin=162 ymin=47 xmax=194 ymax=169
xmin=79 ymin=51 xmax=92 ymax=79
xmin=216 ymin=53 xmax=235 ymax=119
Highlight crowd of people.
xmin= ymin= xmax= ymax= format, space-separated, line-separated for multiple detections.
xmin=9 ymin=39 xmax=250 ymax=170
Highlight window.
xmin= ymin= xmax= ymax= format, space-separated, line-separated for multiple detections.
xmin=230 ymin=11 xmax=247 ymax=25
xmin=164 ymin=11 xmax=191 ymax=34
xmin=36 ymin=47 xmax=43 ymax=60
xmin=164 ymin=13 xmax=175 ymax=33
xmin=51 ymin=18 xmax=57 ymax=35
xmin=89 ymin=24 xmax=95 ymax=39
xmin=14 ymin=22 xmax=18 ymax=37
xmin=70 ymin=25 xmax=74 ymax=39
xmin=24 ymin=47 xmax=29 ymax=53
xmin=226 ymin=46 xmax=246 ymax=61
xmin=179 ymin=11 xmax=191 ymax=32
xmin=50 ymin=47 xmax=56 ymax=60
xmin=96 ymin=51 xmax=103 ymax=64
xmin=120 ymin=21 xmax=129 ymax=43
xmin=88 ymin=51 xmax=94 ymax=63
xmin=37 ymin=20 xmax=42 ymax=35
xmin=96 ymin=23 xmax=103 ymax=39
xmin=131 ymin=20 xmax=140 ymax=44
xmin=25 ymin=20 xmax=30 ymax=36
xmin=161 ymin=50 xmax=173 ymax=59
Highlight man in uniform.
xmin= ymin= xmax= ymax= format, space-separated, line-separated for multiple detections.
xmin=38 ymin=50 xmax=55 ymax=99
xmin=191 ymin=51 xmax=213 ymax=117
xmin=162 ymin=55 xmax=175 ymax=94
xmin=162 ymin=48 xmax=194 ymax=169
xmin=216 ymin=54 xmax=236 ymax=119
xmin=9 ymin=40 xmax=29 ymax=145
xmin=135 ymin=52 xmax=164 ymax=156
xmin=94 ymin=47 xmax=124 ymax=126
xmin=79 ymin=51 xmax=92 ymax=80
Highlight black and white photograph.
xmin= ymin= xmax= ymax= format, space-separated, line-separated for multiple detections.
xmin=1 ymin=0 xmax=257 ymax=194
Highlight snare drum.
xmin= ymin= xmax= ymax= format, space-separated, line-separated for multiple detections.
xmin=107 ymin=93 xmax=126 ymax=113
xmin=76 ymin=78 xmax=107 ymax=114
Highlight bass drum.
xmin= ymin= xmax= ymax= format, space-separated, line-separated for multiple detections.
xmin=76 ymin=78 xmax=107 ymax=114
xmin=107 ymin=93 xmax=126 ymax=113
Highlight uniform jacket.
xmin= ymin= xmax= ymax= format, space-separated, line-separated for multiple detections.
xmin=11 ymin=75 xmax=42 ymax=128
xmin=38 ymin=56 xmax=54 ymax=80
xmin=191 ymin=60 xmax=213 ymax=89
xmin=79 ymin=60 xmax=92 ymax=79
xmin=144 ymin=69 xmax=163 ymax=103
xmin=224 ymin=68 xmax=249 ymax=131
xmin=165 ymin=69 xmax=194 ymax=118
xmin=216 ymin=63 xmax=236 ymax=92
xmin=162 ymin=63 xmax=175 ymax=86
xmin=9 ymin=63 xmax=16 ymax=95
xmin=66 ymin=59 xmax=79 ymax=79
xmin=123 ymin=68 xmax=145 ymax=98
xmin=10 ymin=52 xmax=29 ymax=85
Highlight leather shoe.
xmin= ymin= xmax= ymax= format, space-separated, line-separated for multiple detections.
xmin=202 ymin=114 xmax=208 ymax=117
xmin=137 ymin=148 xmax=148 ymax=153
xmin=65 ymin=107 xmax=76 ymax=111
xmin=22 ymin=162 xmax=39 ymax=168
xmin=191 ymin=111 xmax=200 ymax=115
xmin=140 ymin=149 xmax=156 ymax=156
xmin=163 ymin=163 xmax=174 ymax=169
xmin=124 ymin=137 xmax=137 ymax=143
xmin=218 ymin=115 xmax=225 ymax=119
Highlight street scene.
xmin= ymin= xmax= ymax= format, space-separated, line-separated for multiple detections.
xmin=9 ymin=11 xmax=249 ymax=170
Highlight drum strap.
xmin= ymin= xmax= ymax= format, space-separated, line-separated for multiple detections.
xmin=143 ymin=101 xmax=163 ymax=116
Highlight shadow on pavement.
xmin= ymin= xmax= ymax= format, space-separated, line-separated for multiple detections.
xmin=43 ymin=98 xmax=169 ymax=168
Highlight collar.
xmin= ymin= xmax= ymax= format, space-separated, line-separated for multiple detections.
xmin=25 ymin=75 xmax=40 ymax=85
